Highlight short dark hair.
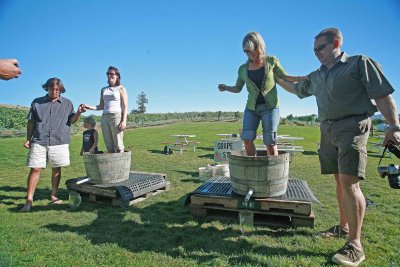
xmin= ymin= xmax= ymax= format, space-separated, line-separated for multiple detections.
xmin=107 ymin=66 xmax=121 ymax=86
xmin=84 ymin=116 xmax=96 ymax=127
xmin=315 ymin=28 xmax=343 ymax=47
xmin=42 ymin=77 xmax=66 ymax=93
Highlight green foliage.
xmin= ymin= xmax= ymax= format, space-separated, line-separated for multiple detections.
xmin=0 ymin=122 xmax=399 ymax=266
xmin=372 ymin=118 xmax=384 ymax=125
xmin=285 ymin=113 xmax=319 ymax=123
xmin=0 ymin=106 xmax=28 ymax=130
xmin=0 ymin=105 xmax=99 ymax=137
xmin=127 ymin=111 xmax=244 ymax=128
xmin=135 ymin=91 xmax=148 ymax=113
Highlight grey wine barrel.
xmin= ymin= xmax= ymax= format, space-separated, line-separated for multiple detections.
xmin=229 ymin=150 xmax=289 ymax=197
xmin=83 ymin=151 xmax=131 ymax=184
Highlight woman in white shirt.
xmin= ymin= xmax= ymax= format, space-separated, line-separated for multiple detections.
xmin=84 ymin=66 xmax=128 ymax=152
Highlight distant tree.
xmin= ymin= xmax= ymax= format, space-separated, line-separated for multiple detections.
xmin=372 ymin=118 xmax=384 ymax=125
xmin=234 ymin=111 xmax=240 ymax=121
xmin=136 ymin=91 xmax=148 ymax=114
xmin=217 ymin=111 xmax=222 ymax=121
xmin=130 ymin=109 xmax=141 ymax=114
xmin=310 ymin=114 xmax=318 ymax=123
xmin=286 ymin=114 xmax=294 ymax=121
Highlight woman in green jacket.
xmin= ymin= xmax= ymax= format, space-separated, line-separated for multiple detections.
xmin=218 ymin=32 xmax=305 ymax=156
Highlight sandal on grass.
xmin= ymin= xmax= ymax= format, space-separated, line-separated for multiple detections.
xmin=319 ymin=225 xmax=349 ymax=238
xmin=50 ymin=198 xmax=63 ymax=205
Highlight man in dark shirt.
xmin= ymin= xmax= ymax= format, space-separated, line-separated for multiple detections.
xmin=278 ymin=28 xmax=400 ymax=266
xmin=21 ymin=77 xmax=84 ymax=211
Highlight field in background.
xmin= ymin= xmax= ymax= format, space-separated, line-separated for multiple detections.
xmin=0 ymin=104 xmax=321 ymax=138
xmin=0 ymin=122 xmax=399 ymax=266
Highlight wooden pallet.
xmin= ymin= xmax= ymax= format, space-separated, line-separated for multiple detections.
xmin=189 ymin=194 xmax=314 ymax=227
xmin=66 ymin=177 xmax=169 ymax=207
xmin=190 ymin=194 xmax=312 ymax=215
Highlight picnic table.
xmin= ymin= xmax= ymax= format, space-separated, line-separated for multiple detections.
xmin=162 ymin=134 xmax=199 ymax=154
xmin=256 ymin=135 xmax=304 ymax=151
xmin=170 ymin=134 xmax=196 ymax=143
xmin=277 ymin=136 xmax=304 ymax=146
xmin=255 ymin=135 xmax=304 ymax=162
xmin=216 ymin=133 xmax=240 ymax=140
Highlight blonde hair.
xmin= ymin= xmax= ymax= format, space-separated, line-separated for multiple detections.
xmin=242 ymin=32 xmax=267 ymax=62
xmin=84 ymin=116 xmax=96 ymax=127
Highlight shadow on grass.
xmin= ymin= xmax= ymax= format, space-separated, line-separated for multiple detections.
xmin=175 ymin=170 xmax=198 ymax=178
xmin=174 ymin=170 xmax=203 ymax=183
xmin=197 ymin=146 xmax=213 ymax=151
xmin=180 ymin=178 xmax=203 ymax=184
xmin=302 ymin=151 xmax=318 ymax=156
xmin=197 ymin=154 xmax=214 ymax=160
xmin=0 ymin=186 xmax=27 ymax=193
xmin=147 ymin=149 xmax=167 ymax=155
xmin=0 ymin=186 xmax=69 ymax=203
xmin=42 ymin=195 xmax=326 ymax=265
xmin=9 ymin=202 xmax=70 ymax=212
xmin=0 ymin=186 xmax=71 ymax=211
xmin=0 ymin=186 xmax=27 ymax=203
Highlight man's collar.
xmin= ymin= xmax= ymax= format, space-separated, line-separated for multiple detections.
xmin=45 ymin=94 xmax=62 ymax=103
xmin=320 ymin=52 xmax=349 ymax=70
xmin=339 ymin=52 xmax=350 ymax=63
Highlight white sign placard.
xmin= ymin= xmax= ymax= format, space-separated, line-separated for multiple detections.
xmin=214 ymin=140 xmax=243 ymax=162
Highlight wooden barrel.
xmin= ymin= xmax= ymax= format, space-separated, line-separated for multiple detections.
xmin=83 ymin=151 xmax=131 ymax=184
xmin=229 ymin=150 xmax=289 ymax=197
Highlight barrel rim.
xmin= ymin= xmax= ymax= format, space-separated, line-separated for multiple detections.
xmin=229 ymin=150 xmax=289 ymax=160
xmin=83 ymin=150 xmax=131 ymax=159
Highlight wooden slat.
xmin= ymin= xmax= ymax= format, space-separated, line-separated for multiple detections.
xmin=189 ymin=204 xmax=315 ymax=227
xmin=65 ymin=178 xmax=169 ymax=207
xmin=190 ymin=194 xmax=312 ymax=215
xmin=66 ymin=181 xmax=118 ymax=198
xmin=77 ymin=187 xmax=169 ymax=207
xmin=161 ymin=142 xmax=188 ymax=146
xmin=258 ymin=198 xmax=311 ymax=215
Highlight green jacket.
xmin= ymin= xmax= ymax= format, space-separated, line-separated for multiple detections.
xmin=235 ymin=55 xmax=287 ymax=110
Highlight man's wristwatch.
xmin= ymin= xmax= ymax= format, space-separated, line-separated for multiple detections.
xmin=388 ymin=125 xmax=400 ymax=132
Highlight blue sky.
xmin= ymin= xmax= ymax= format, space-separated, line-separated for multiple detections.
xmin=0 ymin=0 xmax=399 ymax=117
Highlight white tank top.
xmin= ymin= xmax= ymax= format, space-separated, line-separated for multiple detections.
xmin=102 ymin=86 xmax=122 ymax=114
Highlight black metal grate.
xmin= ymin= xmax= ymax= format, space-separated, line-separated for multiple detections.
xmin=195 ymin=176 xmax=232 ymax=195
xmin=112 ymin=172 xmax=167 ymax=202
xmin=192 ymin=176 xmax=320 ymax=204
xmin=275 ymin=179 xmax=320 ymax=203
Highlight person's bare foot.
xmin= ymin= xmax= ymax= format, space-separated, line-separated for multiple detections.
xmin=20 ymin=201 xmax=33 ymax=212
xmin=50 ymin=196 xmax=63 ymax=205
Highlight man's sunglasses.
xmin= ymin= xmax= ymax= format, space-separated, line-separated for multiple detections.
xmin=313 ymin=42 xmax=332 ymax=52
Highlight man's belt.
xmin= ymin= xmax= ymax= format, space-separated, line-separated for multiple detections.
xmin=323 ymin=114 xmax=368 ymax=123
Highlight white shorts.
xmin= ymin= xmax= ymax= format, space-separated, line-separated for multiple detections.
xmin=27 ymin=143 xmax=70 ymax=168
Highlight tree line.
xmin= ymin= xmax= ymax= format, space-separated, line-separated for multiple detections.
xmin=2 ymin=104 xmax=389 ymax=132
xmin=0 ymin=105 xmax=243 ymax=131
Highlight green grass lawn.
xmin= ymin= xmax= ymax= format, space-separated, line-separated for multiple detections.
xmin=0 ymin=122 xmax=399 ymax=267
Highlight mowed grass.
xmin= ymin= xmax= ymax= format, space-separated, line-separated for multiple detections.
xmin=0 ymin=122 xmax=399 ymax=267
